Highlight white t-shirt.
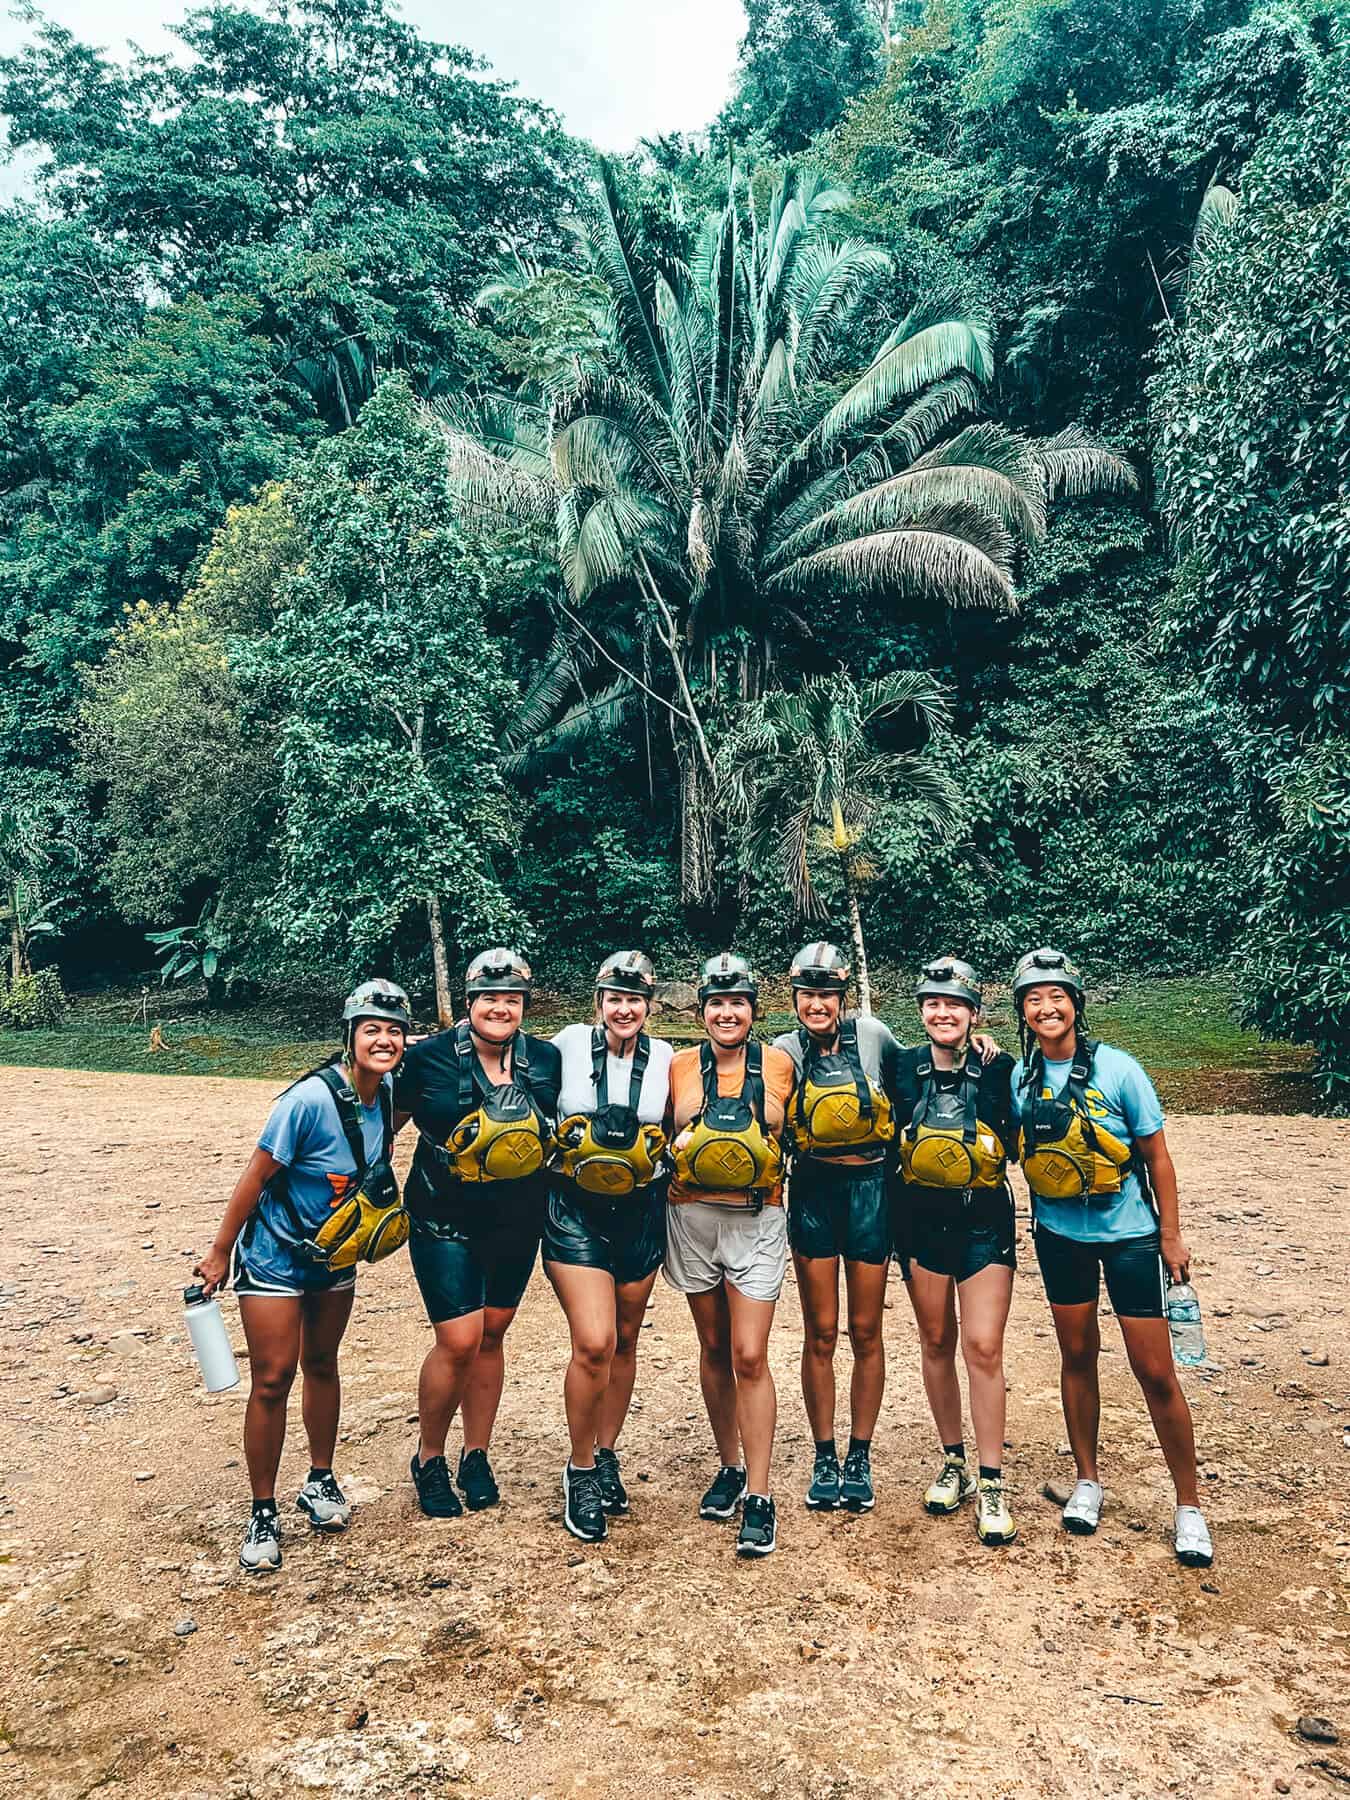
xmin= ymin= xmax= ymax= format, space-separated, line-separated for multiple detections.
xmin=552 ymin=1022 xmax=674 ymax=1124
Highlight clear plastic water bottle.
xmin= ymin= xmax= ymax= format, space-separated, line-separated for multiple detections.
xmin=183 ymin=1284 xmax=240 ymax=1391
xmin=1166 ymin=1281 xmax=1207 ymax=1367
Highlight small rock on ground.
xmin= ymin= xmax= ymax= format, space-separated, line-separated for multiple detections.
xmin=1296 ymin=1716 xmax=1339 ymax=1744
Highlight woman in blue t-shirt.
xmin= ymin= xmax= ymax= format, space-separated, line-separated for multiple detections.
xmin=193 ymin=981 xmax=410 ymax=1574
xmin=1010 ymin=948 xmax=1212 ymax=1568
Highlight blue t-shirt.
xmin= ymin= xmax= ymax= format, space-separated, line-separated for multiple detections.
xmin=1010 ymin=1042 xmax=1163 ymax=1242
xmin=257 ymin=1070 xmax=389 ymax=1238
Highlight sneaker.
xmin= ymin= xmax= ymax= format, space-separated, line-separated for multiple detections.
xmin=562 ymin=1463 xmax=608 ymax=1543
xmin=296 ymin=1471 xmax=351 ymax=1533
xmin=239 ymin=1508 xmax=281 ymax=1573
xmin=805 ymin=1449 xmax=842 ymax=1511
xmin=699 ymin=1463 xmax=748 ymax=1520
xmin=975 ymin=1477 xmax=1017 ymax=1546
xmin=411 ymin=1452 xmax=463 ymax=1519
xmin=1174 ymin=1505 xmax=1213 ymax=1568
xmin=456 ymin=1448 xmax=500 ymax=1511
xmin=924 ymin=1455 xmax=976 ymax=1515
xmin=1062 ymin=1478 xmax=1104 ymax=1536
xmin=840 ymin=1447 xmax=875 ymax=1513
xmin=736 ymin=1494 xmax=778 ymax=1557
xmin=595 ymin=1446 xmax=629 ymax=1516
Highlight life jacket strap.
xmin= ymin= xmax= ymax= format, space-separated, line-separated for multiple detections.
xmin=593 ymin=1027 xmax=649 ymax=1112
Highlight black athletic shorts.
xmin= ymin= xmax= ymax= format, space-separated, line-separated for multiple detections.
xmin=408 ymin=1216 xmax=540 ymax=1323
xmin=893 ymin=1187 xmax=1017 ymax=1283
xmin=788 ymin=1160 xmax=890 ymax=1264
xmin=543 ymin=1180 xmax=667 ymax=1286
xmin=1032 ymin=1221 xmax=1164 ymax=1319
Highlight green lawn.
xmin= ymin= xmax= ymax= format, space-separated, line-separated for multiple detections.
xmin=0 ymin=976 xmax=1314 ymax=1112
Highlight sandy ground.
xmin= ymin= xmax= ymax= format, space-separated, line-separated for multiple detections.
xmin=1 ymin=1068 xmax=1348 ymax=1800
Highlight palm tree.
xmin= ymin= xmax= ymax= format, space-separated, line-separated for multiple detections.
xmin=718 ymin=668 xmax=958 ymax=1014
xmin=441 ymin=160 xmax=1135 ymax=897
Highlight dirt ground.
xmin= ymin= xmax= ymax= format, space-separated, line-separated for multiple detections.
xmin=1 ymin=1068 xmax=1347 ymax=1800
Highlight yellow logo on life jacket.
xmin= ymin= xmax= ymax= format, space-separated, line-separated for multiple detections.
xmin=553 ymin=1112 xmax=667 ymax=1195
xmin=447 ymin=1086 xmax=548 ymax=1183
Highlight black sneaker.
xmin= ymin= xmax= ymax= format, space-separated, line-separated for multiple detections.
xmin=737 ymin=1494 xmax=778 ymax=1557
xmin=411 ymin=1452 xmax=463 ymax=1518
xmin=456 ymin=1448 xmax=500 ymax=1511
xmin=562 ymin=1463 xmax=608 ymax=1543
xmin=840 ymin=1447 xmax=875 ymax=1512
xmin=595 ymin=1446 xmax=629 ymax=1515
xmin=805 ymin=1449 xmax=842 ymax=1510
xmin=699 ymin=1464 xmax=748 ymax=1520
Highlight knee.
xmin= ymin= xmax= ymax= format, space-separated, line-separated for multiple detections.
xmin=613 ymin=1325 xmax=641 ymax=1360
xmin=847 ymin=1319 xmax=882 ymax=1360
xmin=961 ymin=1333 xmax=1002 ymax=1378
xmin=731 ymin=1344 xmax=769 ymax=1384
xmin=919 ymin=1324 xmax=958 ymax=1362
xmin=251 ymin=1362 xmax=296 ymax=1406
xmin=573 ymin=1330 xmax=617 ymax=1374
xmin=1059 ymin=1337 xmax=1100 ymax=1378
xmin=479 ymin=1328 xmax=508 ymax=1356
xmin=1130 ymin=1357 xmax=1181 ymax=1406
xmin=805 ymin=1321 xmax=839 ymax=1360
xmin=699 ymin=1332 xmax=733 ymax=1371
xmin=299 ymin=1348 xmax=339 ymax=1384
xmin=433 ymin=1328 xmax=482 ymax=1370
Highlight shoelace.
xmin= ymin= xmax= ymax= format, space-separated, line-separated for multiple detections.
xmin=713 ymin=1465 xmax=743 ymax=1498
xmin=813 ymin=1453 xmax=839 ymax=1478
xmin=742 ymin=1496 xmax=773 ymax=1534
xmin=314 ymin=1473 xmax=345 ymax=1505
xmin=570 ymin=1467 xmax=604 ymax=1513
xmin=245 ymin=1511 xmax=278 ymax=1545
xmin=843 ymin=1451 xmax=869 ymax=1482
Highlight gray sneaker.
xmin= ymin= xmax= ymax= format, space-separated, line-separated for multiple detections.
xmin=297 ymin=1471 xmax=351 ymax=1532
xmin=239 ymin=1508 xmax=281 ymax=1573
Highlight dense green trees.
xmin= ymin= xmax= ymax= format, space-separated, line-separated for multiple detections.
xmin=1 ymin=0 xmax=1344 ymax=1099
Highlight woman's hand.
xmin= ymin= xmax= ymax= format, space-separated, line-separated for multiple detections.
xmin=1160 ymin=1229 xmax=1191 ymax=1284
xmin=193 ymin=1244 xmax=231 ymax=1298
xmin=972 ymin=1032 xmax=1001 ymax=1064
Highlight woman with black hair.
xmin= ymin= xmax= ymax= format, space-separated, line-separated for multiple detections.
xmin=1011 ymin=948 xmax=1213 ymax=1567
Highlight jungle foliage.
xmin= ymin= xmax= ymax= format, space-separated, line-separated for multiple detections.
xmin=1 ymin=0 xmax=1345 ymax=1097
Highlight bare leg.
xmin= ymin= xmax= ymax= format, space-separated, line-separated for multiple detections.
xmin=462 ymin=1304 xmax=519 ymax=1453
xmin=1118 ymin=1314 xmax=1201 ymax=1506
xmin=598 ymin=1269 xmax=660 ymax=1451
xmin=794 ymin=1251 xmax=840 ymax=1443
xmin=417 ymin=1310 xmax=484 ymax=1462
xmin=545 ymin=1260 xmax=617 ymax=1466
xmin=297 ymin=1285 xmax=355 ymax=1470
xmin=904 ymin=1264 xmax=962 ymax=1447
xmin=954 ymin=1263 xmax=1013 ymax=1470
xmin=726 ymin=1282 xmax=778 ymax=1496
xmin=842 ymin=1257 xmax=888 ymax=1441
xmin=238 ymin=1294 xmax=302 ymax=1501
xmin=686 ymin=1285 xmax=739 ymax=1466
xmin=1049 ymin=1301 xmax=1101 ymax=1483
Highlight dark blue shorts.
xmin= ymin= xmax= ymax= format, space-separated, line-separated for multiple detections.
xmin=894 ymin=1188 xmax=1017 ymax=1283
xmin=408 ymin=1217 xmax=539 ymax=1323
xmin=543 ymin=1180 xmax=667 ymax=1286
xmin=233 ymin=1211 xmax=355 ymax=1299
xmin=1032 ymin=1222 xmax=1164 ymax=1318
xmin=788 ymin=1161 xmax=890 ymax=1264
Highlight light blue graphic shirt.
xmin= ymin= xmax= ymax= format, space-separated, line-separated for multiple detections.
xmin=257 ymin=1070 xmax=389 ymax=1236
xmin=1010 ymin=1042 xmax=1163 ymax=1242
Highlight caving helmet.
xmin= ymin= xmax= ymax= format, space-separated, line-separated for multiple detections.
xmin=465 ymin=948 xmax=533 ymax=1004
xmin=1011 ymin=947 xmax=1085 ymax=1008
xmin=914 ymin=957 xmax=982 ymax=1009
xmin=595 ymin=951 xmax=656 ymax=999
xmin=789 ymin=942 xmax=851 ymax=994
xmin=698 ymin=952 xmax=758 ymax=1008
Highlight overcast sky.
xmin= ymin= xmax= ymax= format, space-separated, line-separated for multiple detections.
xmin=0 ymin=0 xmax=746 ymax=149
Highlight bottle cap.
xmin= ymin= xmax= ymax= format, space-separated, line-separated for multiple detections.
xmin=183 ymin=1283 xmax=206 ymax=1305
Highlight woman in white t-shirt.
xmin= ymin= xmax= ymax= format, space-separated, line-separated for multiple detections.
xmin=546 ymin=952 xmax=673 ymax=1543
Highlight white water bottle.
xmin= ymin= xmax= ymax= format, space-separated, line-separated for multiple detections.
xmin=1166 ymin=1281 xmax=1206 ymax=1367
xmin=183 ymin=1284 xmax=240 ymax=1391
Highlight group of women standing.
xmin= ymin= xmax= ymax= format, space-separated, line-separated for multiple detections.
xmin=194 ymin=942 xmax=1214 ymax=1573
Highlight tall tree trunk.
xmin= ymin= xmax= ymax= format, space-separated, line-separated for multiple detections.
xmin=427 ymin=895 xmax=454 ymax=1027
xmin=836 ymin=832 xmax=872 ymax=1016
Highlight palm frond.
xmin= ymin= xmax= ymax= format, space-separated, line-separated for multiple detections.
xmin=1193 ymin=183 xmax=1238 ymax=261
xmin=766 ymin=513 xmax=1016 ymax=610
xmin=789 ymin=238 xmax=893 ymax=378
xmin=815 ymin=317 xmax=994 ymax=456
xmin=589 ymin=157 xmax=672 ymax=410
xmin=501 ymin=679 xmax=635 ymax=778
xmin=1035 ymin=427 xmax=1138 ymax=502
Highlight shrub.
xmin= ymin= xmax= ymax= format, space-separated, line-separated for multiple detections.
xmin=0 ymin=967 xmax=67 ymax=1029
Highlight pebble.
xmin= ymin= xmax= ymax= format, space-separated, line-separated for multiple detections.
xmin=1307 ymin=1350 xmax=1331 ymax=1367
xmin=133 ymin=1471 xmax=155 ymax=1482
xmin=77 ymin=1384 xmax=118 ymax=1407
xmin=344 ymin=1706 xmax=368 ymax=1731
xmin=1042 ymin=1480 xmax=1073 ymax=1506
xmin=1127 ymin=1520 xmax=1146 ymax=1533
xmin=145 ymin=1200 xmax=160 ymax=1209
xmin=1296 ymin=1717 xmax=1339 ymax=1745
xmin=174 ymin=1618 xmax=197 ymax=1637
xmin=1201 ymin=1581 xmax=1219 ymax=1594
xmin=1275 ymin=1781 xmax=1291 ymax=1795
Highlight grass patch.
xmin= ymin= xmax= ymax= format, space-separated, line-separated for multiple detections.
xmin=0 ymin=975 xmax=1314 ymax=1112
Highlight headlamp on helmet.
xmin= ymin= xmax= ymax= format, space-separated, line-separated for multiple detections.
xmin=342 ymin=979 xmax=412 ymax=1031
xmin=595 ymin=950 xmax=656 ymax=999
xmin=790 ymin=941 xmax=851 ymax=994
xmin=465 ymin=948 xmax=533 ymax=1003
xmin=914 ymin=957 xmax=982 ymax=1009
xmin=1011 ymin=947 xmax=1085 ymax=1006
xmin=697 ymin=952 xmax=758 ymax=1008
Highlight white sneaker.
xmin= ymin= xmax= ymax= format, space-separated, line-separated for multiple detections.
xmin=924 ymin=1456 xmax=977 ymax=1514
xmin=297 ymin=1472 xmax=352 ymax=1532
xmin=1174 ymin=1505 xmax=1213 ymax=1567
xmin=1062 ymin=1479 xmax=1104 ymax=1535
xmin=239 ymin=1509 xmax=282 ymax=1572
xmin=975 ymin=1477 xmax=1017 ymax=1546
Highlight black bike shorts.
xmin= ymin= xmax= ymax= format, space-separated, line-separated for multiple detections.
xmin=1032 ymin=1221 xmax=1164 ymax=1319
xmin=788 ymin=1161 xmax=889 ymax=1264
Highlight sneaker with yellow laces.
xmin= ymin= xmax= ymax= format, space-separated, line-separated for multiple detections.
xmin=923 ymin=1454 xmax=976 ymax=1515
xmin=975 ymin=1476 xmax=1017 ymax=1546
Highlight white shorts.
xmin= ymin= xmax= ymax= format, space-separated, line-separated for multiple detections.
xmin=662 ymin=1201 xmax=787 ymax=1303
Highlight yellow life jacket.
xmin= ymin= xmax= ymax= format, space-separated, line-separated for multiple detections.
xmin=900 ymin=1054 xmax=1008 ymax=1191
xmin=441 ymin=1024 xmax=549 ymax=1183
xmin=672 ymin=1040 xmax=784 ymax=1205
xmin=266 ymin=1063 xmax=410 ymax=1269
xmin=790 ymin=1021 xmax=895 ymax=1158
xmin=553 ymin=1030 xmax=667 ymax=1196
xmin=1017 ymin=1039 xmax=1135 ymax=1201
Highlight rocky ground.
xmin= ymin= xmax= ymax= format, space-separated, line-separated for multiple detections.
xmin=0 ymin=1068 xmax=1347 ymax=1799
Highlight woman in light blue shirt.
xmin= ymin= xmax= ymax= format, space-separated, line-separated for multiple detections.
xmin=1011 ymin=948 xmax=1212 ymax=1568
